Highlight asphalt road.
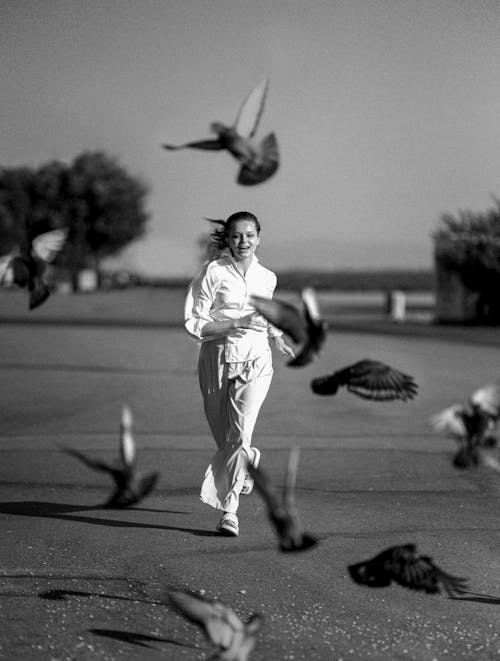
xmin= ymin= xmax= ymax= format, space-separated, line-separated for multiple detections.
xmin=1 ymin=321 xmax=500 ymax=660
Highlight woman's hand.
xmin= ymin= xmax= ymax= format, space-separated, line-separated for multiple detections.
xmin=237 ymin=313 xmax=269 ymax=332
xmin=271 ymin=334 xmax=295 ymax=359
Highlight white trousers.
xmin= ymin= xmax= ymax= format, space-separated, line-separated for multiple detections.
xmin=198 ymin=339 xmax=273 ymax=514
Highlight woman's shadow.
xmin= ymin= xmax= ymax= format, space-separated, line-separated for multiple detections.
xmin=0 ymin=500 xmax=220 ymax=536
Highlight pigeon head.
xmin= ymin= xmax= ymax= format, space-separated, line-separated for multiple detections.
xmin=210 ymin=121 xmax=226 ymax=135
xmin=347 ymin=560 xmax=391 ymax=588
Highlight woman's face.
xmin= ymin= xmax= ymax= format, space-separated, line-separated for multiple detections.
xmin=226 ymin=220 xmax=260 ymax=260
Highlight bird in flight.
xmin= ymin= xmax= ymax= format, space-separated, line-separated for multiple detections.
xmin=430 ymin=382 xmax=500 ymax=468
xmin=162 ymin=77 xmax=279 ymax=186
xmin=169 ymin=590 xmax=264 ymax=661
xmin=250 ymin=288 xmax=328 ymax=367
xmin=61 ymin=405 xmax=159 ymax=507
xmin=0 ymin=227 xmax=67 ymax=310
xmin=348 ymin=543 xmax=468 ymax=597
xmin=311 ymin=359 xmax=418 ymax=401
xmin=249 ymin=448 xmax=318 ymax=553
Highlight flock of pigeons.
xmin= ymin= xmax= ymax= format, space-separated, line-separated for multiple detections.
xmin=59 ymin=285 xmax=500 ymax=661
xmin=3 ymin=78 xmax=499 ymax=660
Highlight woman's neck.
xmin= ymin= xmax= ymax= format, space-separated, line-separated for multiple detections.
xmin=231 ymin=252 xmax=254 ymax=275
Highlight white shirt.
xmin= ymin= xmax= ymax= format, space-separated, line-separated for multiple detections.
xmin=184 ymin=252 xmax=282 ymax=362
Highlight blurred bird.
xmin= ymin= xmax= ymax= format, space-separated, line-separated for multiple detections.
xmin=169 ymin=590 xmax=263 ymax=661
xmin=0 ymin=227 xmax=67 ymax=310
xmin=311 ymin=359 xmax=418 ymax=401
xmin=248 ymin=448 xmax=318 ymax=552
xmin=430 ymin=382 xmax=500 ymax=468
xmin=250 ymin=288 xmax=327 ymax=367
xmin=162 ymin=77 xmax=279 ymax=186
xmin=348 ymin=543 xmax=468 ymax=597
xmin=61 ymin=405 xmax=159 ymax=507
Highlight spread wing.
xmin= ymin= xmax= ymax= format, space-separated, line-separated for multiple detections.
xmin=326 ymin=360 xmax=417 ymax=401
xmin=234 ymin=77 xmax=269 ymax=138
xmin=430 ymin=405 xmax=467 ymax=438
xmin=119 ymin=405 xmax=136 ymax=468
xmin=390 ymin=552 xmax=468 ymax=596
xmin=287 ymin=288 xmax=328 ymax=368
xmin=60 ymin=446 xmax=115 ymax=475
xmin=31 ymin=228 xmax=68 ymax=262
xmin=248 ymin=463 xmax=282 ymax=516
xmin=283 ymin=448 xmax=300 ymax=514
xmin=470 ymin=383 xmax=500 ymax=417
xmin=301 ymin=287 xmax=322 ymax=322
xmin=0 ymin=254 xmax=14 ymax=286
xmin=170 ymin=591 xmax=243 ymax=648
xmin=250 ymin=296 xmax=307 ymax=344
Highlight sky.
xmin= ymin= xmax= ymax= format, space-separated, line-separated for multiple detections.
xmin=2 ymin=0 xmax=500 ymax=276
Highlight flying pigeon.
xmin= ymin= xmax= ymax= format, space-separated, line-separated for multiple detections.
xmin=61 ymin=405 xmax=159 ymax=507
xmin=248 ymin=448 xmax=318 ymax=552
xmin=348 ymin=543 xmax=468 ymax=597
xmin=250 ymin=288 xmax=327 ymax=367
xmin=311 ymin=359 xmax=418 ymax=401
xmin=0 ymin=227 xmax=67 ymax=309
xmin=163 ymin=78 xmax=279 ymax=186
xmin=430 ymin=382 xmax=500 ymax=468
xmin=169 ymin=590 xmax=263 ymax=661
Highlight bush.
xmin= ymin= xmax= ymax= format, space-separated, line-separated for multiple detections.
xmin=434 ymin=200 xmax=500 ymax=323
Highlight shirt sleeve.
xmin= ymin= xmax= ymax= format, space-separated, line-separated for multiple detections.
xmin=184 ymin=262 xmax=217 ymax=340
xmin=265 ymin=271 xmax=283 ymax=339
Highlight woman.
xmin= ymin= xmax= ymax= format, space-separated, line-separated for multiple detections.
xmin=185 ymin=211 xmax=294 ymax=536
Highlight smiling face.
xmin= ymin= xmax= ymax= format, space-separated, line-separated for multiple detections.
xmin=226 ymin=219 xmax=260 ymax=262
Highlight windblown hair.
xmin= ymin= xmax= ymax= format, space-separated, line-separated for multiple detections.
xmin=206 ymin=211 xmax=261 ymax=259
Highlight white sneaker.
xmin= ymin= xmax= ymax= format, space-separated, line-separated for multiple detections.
xmin=241 ymin=448 xmax=261 ymax=496
xmin=216 ymin=512 xmax=239 ymax=536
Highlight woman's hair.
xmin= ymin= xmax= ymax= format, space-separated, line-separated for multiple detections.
xmin=207 ymin=211 xmax=261 ymax=256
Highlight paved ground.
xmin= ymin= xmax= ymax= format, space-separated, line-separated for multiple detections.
xmin=1 ymin=290 xmax=500 ymax=660
xmin=1 ymin=288 xmax=500 ymax=347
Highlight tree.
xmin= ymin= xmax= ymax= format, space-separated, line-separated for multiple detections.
xmin=0 ymin=152 xmax=150 ymax=289
xmin=0 ymin=166 xmax=34 ymax=254
xmin=62 ymin=151 xmax=149 ymax=280
xmin=434 ymin=199 xmax=500 ymax=324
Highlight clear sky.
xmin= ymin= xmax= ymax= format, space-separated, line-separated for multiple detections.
xmin=2 ymin=0 xmax=500 ymax=276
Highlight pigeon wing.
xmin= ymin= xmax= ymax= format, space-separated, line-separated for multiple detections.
xmin=134 ymin=471 xmax=159 ymax=501
xmin=301 ymin=287 xmax=322 ymax=322
xmin=339 ymin=360 xmax=418 ymax=401
xmin=61 ymin=446 xmax=114 ymax=474
xmin=470 ymin=383 xmax=500 ymax=417
xmin=250 ymin=296 xmax=307 ymax=344
xmin=248 ymin=464 xmax=282 ymax=517
xmin=393 ymin=554 xmax=468 ymax=596
xmin=31 ymin=228 xmax=68 ymax=263
xmin=0 ymin=254 xmax=14 ymax=286
xmin=234 ymin=77 xmax=269 ymax=139
xmin=283 ymin=448 xmax=300 ymax=513
xmin=170 ymin=591 xmax=242 ymax=648
xmin=430 ymin=405 xmax=467 ymax=438
xmin=119 ymin=405 xmax=136 ymax=468
xmin=287 ymin=288 xmax=328 ymax=367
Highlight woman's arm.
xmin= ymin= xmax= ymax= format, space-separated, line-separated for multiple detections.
xmin=201 ymin=313 xmax=268 ymax=337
